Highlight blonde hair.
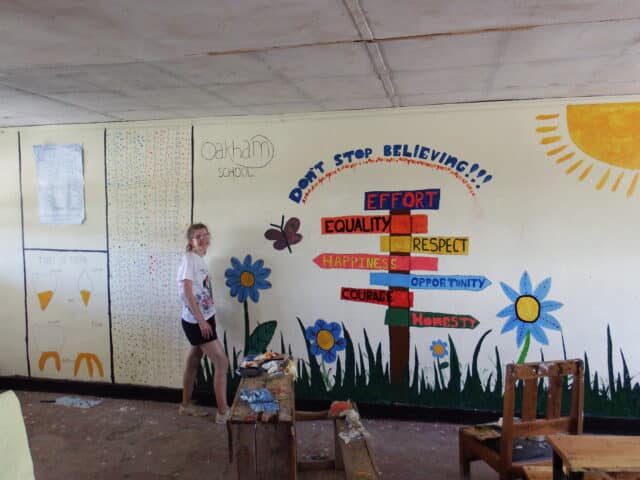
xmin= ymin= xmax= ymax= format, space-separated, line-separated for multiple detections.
xmin=185 ymin=223 xmax=209 ymax=252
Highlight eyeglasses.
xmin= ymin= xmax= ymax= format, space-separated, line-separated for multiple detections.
xmin=194 ymin=233 xmax=210 ymax=240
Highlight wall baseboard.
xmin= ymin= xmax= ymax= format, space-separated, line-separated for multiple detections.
xmin=2 ymin=375 xmax=638 ymax=434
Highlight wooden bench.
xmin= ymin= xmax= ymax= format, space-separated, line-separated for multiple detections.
xmin=296 ymin=402 xmax=381 ymax=479
xmin=227 ymin=374 xmax=296 ymax=479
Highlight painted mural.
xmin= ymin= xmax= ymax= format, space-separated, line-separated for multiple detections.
xmin=1 ymin=99 xmax=640 ymax=418
xmin=25 ymin=251 xmax=110 ymax=382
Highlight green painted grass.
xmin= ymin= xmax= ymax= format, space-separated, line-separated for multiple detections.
xmin=195 ymin=322 xmax=640 ymax=418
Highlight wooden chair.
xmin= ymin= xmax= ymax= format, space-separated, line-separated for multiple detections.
xmin=459 ymin=359 xmax=585 ymax=480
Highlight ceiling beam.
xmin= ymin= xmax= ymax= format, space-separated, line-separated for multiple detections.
xmin=342 ymin=0 xmax=399 ymax=107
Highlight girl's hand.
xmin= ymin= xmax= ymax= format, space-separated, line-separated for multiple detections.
xmin=198 ymin=320 xmax=213 ymax=340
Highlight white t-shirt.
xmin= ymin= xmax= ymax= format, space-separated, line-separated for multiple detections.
xmin=177 ymin=251 xmax=216 ymax=324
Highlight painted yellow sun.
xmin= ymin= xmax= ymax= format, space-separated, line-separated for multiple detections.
xmin=535 ymin=102 xmax=640 ymax=197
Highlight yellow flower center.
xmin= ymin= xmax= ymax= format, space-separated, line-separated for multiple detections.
xmin=515 ymin=295 xmax=540 ymax=323
xmin=316 ymin=330 xmax=335 ymax=351
xmin=240 ymin=271 xmax=255 ymax=288
xmin=433 ymin=344 xmax=445 ymax=356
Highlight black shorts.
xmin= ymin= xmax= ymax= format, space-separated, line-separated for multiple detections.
xmin=181 ymin=316 xmax=218 ymax=346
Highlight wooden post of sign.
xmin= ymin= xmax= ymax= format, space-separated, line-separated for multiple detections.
xmin=388 ymin=209 xmax=410 ymax=398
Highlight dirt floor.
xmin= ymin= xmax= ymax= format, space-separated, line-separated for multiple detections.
xmin=12 ymin=390 xmax=497 ymax=479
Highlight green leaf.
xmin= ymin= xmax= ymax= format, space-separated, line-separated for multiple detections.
xmin=245 ymin=320 xmax=277 ymax=354
xmin=439 ymin=362 xmax=449 ymax=369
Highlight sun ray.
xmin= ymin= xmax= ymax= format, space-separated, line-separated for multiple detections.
xmin=578 ymin=164 xmax=593 ymax=181
xmin=566 ymin=159 xmax=584 ymax=174
xmin=537 ymin=104 xmax=640 ymax=199
xmin=556 ymin=152 xmax=575 ymax=164
xmin=627 ymin=172 xmax=639 ymax=197
xmin=541 ymin=136 xmax=562 ymax=145
xmin=611 ymin=171 xmax=625 ymax=192
xmin=596 ymin=169 xmax=611 ymax=190
xmin=536 ymin=114 xmax=560 ymax=120
xmin=547 ymin=145 xmax=568 ymax=156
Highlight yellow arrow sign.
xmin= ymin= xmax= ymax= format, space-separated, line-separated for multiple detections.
xmin=380 ymin=236 xmax=469 ymax=254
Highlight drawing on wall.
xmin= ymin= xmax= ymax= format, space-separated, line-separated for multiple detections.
xmin=73 ymin=352 xmax=104 ymax=378
xmin=192 ymin=108 xmax=640 ymax=417
xmin=264 ymin=215 xmax=303 ymax=253
xmin=224 ymin=254 xmax=275 ymax=354
xmin=305 ymin=319 xmax=346 ymax=390
xmin=32 ymin=272 xmax=58 ymax=311
xmin=497 ymin=271 xmax=563 ymax=363
xmin=288 ymin=144 xmax=494 ymax=204
xmin=33 ymin=325 xmax=64 ymax=372
xmin=107 ymin=127 xmax=192 ymax=387
xmin=26 ymin=251 xmax=110 ymax=381
xmin=78 ymin=270 xmax=93 ymax=307
xmin=536 ymin=102 xmax=640 ymax=197
xmin=312 ymin=188 xmax=488 ymax=393
xmin=33 ymin=143 xmax=85 ymax=224
xmin=430 ymin=339 xmax=449 ymax=389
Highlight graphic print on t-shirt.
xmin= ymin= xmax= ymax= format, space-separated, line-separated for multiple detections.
xmin=199 ymin=274 xmax=214 ymax=312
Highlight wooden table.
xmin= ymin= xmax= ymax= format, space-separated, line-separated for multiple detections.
xmin=547 ymin=434 xmax=640 ymax=480
xmin=227 ymin=373 xmax=296 ymax=480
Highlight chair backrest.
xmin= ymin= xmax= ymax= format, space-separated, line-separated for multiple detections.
xmin=500 ymin=359 xmax=584 ymax=470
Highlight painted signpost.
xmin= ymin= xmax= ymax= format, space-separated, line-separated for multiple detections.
xmin=314 ymin=188 xmax=487 ymax=392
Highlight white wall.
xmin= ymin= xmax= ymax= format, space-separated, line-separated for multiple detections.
xmin=0 ymin=98 xmax=639 ymax=414
xmin=0 ymin=130 xmax=26 ymax=376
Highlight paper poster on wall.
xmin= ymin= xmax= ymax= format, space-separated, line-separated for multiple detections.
xmin=33 ymin=143 xmax=85 ymax=224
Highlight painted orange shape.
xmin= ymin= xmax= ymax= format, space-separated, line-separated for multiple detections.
xmin=38 ymin=351 xmax=61 ymax=371
xmin=80 ymin=290 xmax=91 ymax=306
xmin=411 ymin=215 xmax=428 ymax=233
xmin=74 ymin=352 xmax=104 ymax=378
xmin=37 ymin=290 xmax=54 ymax=311
xmin=389 ymin=213 xmax=429 ymax=234
xmin=567 ymin=103 xmax=640 ymax=169
xmin=390 ymin=215 xmax=411 ymax=234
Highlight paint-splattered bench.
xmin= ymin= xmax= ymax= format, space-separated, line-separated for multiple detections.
xmin=297 ymin=401 xmax=381 ymax=479
xmin=227 ymin=373 xmax=296 ymax=479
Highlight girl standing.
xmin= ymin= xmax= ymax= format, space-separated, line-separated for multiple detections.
xmin=177 ymin=223 xmax=230 ymax=423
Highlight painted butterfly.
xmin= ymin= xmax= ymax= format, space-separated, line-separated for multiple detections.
xmin=264 ymin=215 xmax=303 ymax=253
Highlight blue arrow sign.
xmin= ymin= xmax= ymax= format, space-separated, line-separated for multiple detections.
xmin=370 ymin=273 xmax=491 ymax=291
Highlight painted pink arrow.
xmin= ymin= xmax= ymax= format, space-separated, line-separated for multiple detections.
xmin=313 ymin=253 xmax=438 ymax=271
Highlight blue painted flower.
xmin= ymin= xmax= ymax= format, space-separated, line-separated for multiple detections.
xmin=430 ymin=340 xmax=448 ymax=359
xmin=497 ymin=271 xmax=563 ymax=347
xmin=305 ymin=319 xmax=346 ymax=363
xmin=225 ymin=254 xmax=272 ymax=303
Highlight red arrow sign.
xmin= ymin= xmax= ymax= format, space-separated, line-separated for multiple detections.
xmin=321 ymin=214 xmax=427 ymax=234
xmin=341 ymin=287 xmax=413 ymax=308
xmin=314 ymin=253 xmax=438 ymax=271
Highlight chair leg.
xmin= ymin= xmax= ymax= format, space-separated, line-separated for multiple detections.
xmin=458 ymin=431 xmax=471 ymax=478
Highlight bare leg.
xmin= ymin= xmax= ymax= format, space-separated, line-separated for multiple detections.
xmin=200 ymin=340 xmax=230 ymax=412
xmin=182 ymin=346 xmax=203 ymax=406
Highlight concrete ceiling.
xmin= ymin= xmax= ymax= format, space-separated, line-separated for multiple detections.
xmin=1 ymin=0 xmax=639 ymax=127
